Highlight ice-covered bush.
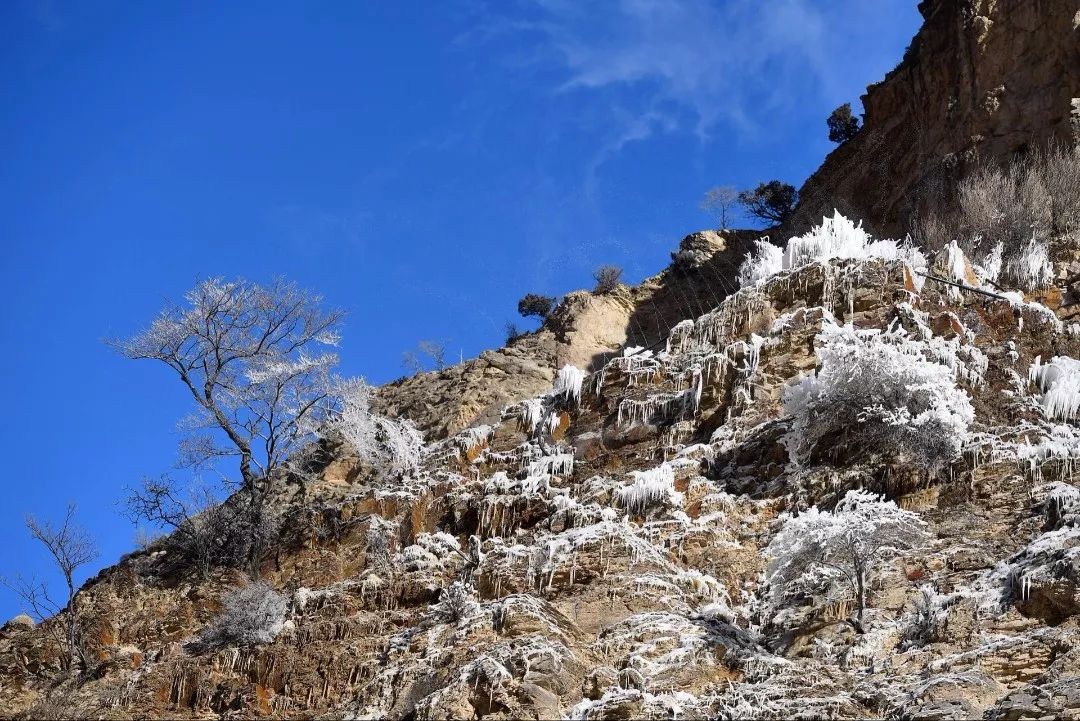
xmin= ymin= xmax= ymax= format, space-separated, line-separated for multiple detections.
xmin=199 ymin=581 xmax=288 ymax=648
xmin=765 ymin=490 xmax=929 ymax=629
xmin=901 ymin=585 xmax=966 ymax=648
xmin=328 ymin=378 xmax=425 ymax=474
xmin=783 ymin=322 xmax=974 ymax=472
xmin=432 ymin=581 xmax=480 ymax=624
xmin=739 ymin=211 xmax=926 ymax=288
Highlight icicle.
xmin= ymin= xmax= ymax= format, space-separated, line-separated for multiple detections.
xmin=552 ymin=364 xmax=586 ymax=407
xmin=614 ymin=464 xmax=682 ymax=516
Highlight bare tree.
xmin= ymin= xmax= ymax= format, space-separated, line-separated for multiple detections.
xmin=2 ymin=505 xmax=99 ymax=671
xmin=122 ymin=476 xmax=251 ymax=576
xmin=417 ymin=340 xmax=447 ymax=369
xmin=505 ymin=321 xmax=522 ymax=344
xmin=111 ymin=277 xmax=343 ymax=576
xmin=700 ymin=185 xmax=738 ymax=229
xmin=401 ymin=350 xmax=423 ymax=374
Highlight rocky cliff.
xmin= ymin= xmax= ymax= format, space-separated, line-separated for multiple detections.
xmin=3 ymin=3 xmax=1080 ymax=719
xmin=373 ymin=229 xmax=760 ymax=440
xmin=791 ymin=0 xmax=1080 ymax=237
xmin=4 ymin=215 xmax=1080 ymax=719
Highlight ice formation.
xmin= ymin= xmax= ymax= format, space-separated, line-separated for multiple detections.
xmin=614 ymin=464 xmax=683 ymax=516
xmin=553 ymin=364 xmax=586 ymax=407
xmin=1007 ymin=237 xmax=1054 ymax=291
xmin=1029 ymin=355 xmax=1080 ymax=421
xmin=738 ymin=211 xmax=927 ymax=288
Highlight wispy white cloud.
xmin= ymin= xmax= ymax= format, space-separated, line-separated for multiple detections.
xmin=462 ymin=0 xmax=915 ymax=187
xmin=523 ymin=0 xmax=839 ymax=140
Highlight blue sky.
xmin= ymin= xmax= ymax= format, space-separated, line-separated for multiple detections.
xmin=0 ymin=0 xmax=921 ymax=619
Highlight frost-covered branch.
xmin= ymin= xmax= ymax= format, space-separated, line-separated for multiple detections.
xmin=327 ymin=378 xmax=425 ymax=476
xmin=111 ymin=277 xmax=342 ymax=575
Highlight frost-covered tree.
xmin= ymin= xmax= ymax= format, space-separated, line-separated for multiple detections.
xmin=328 ymin=378 xmax=425 ymax=476
xmin=700 ymin=185 xmax=739 ymax=229
xmin=766 ymin=490 xmax=929 ymax=630
xmin=113 ymin=278 xmax=342 ymax=575
xmin=783 ymin=323 xmax=974 ymax=473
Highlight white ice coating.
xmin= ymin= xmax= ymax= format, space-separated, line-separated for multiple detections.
xmin=527 ymin=452 xmax=575 ymax=478
xmin=980 ymin=241 xmax=1003 ymax=283
xmin=1030 ymin=355 xmax=1080 ymax=421
xmin=1007 ymin=237 xmax=1054 ymax=291
xmin=943 ymin=240 xmax=969 ymax=300
xmin=739 ymin=211 xmax=927 ymax=288
xmin=614 ymin=464 xmax=683 ymax=516
xmin=553 ymin=364 xmax=587 ymax=407
xmin=520 ymin=398 xmax=546 ymax=434
xmin=616 ymin=370 xmax=702 ymax=427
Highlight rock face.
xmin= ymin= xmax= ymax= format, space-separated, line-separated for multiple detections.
xmin=5 ymin=224 xmax=1080 ymax=718
xmin=792 ymin=0 xmax=1080 ymax=236
xmin=374 ymin=229 xmax=760 ymax=440
xmin=4 ymin=4 xmax=1080 ymax=719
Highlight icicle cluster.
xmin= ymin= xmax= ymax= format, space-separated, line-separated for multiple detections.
xmin=1029 ymin=355 xmax=1080 ymax=421
xmin=613 ymin=464 xmax=682 ymax=516
xmin=739 ymin=211 xmax=927 ymax=288
xmin=553 ymin=364 xmax=586 ymax=407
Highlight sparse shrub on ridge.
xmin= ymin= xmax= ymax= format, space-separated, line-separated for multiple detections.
xmin=505 ymin=321 xmax=522 ymax=344
xmin=912 ymin=143 xmax=1080 ymax=291
xmin=592 ymin=265 xmax=623 ymax=295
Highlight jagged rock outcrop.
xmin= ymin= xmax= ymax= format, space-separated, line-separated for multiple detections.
xmin=791 ymin=0 xmax=1080 ymax=236
xmin=375 ymin=229 xmax=759 ymax=439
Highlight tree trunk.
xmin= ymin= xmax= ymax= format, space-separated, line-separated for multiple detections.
xmin=66 ymin=578 xmax=77 ymax=671
xmin=854 ymin=571 xmax=867 ymax=634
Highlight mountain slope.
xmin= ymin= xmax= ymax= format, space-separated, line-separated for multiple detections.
xmin=791 ymin=0 xmax=1080 ymax=236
